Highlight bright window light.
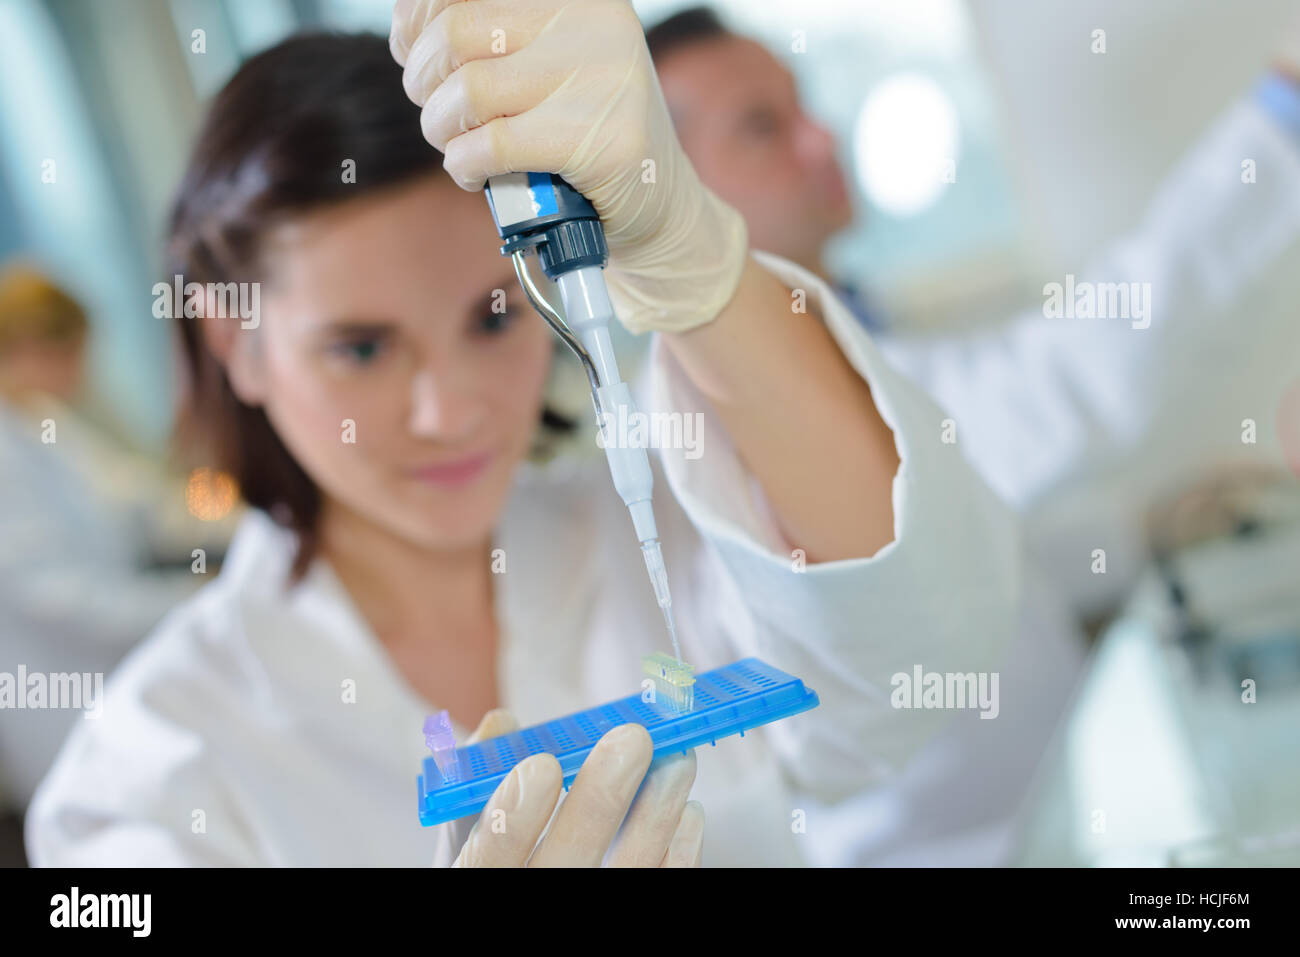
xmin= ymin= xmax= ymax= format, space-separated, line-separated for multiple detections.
xmin=854 ymin=73 xmax=960 ymax=217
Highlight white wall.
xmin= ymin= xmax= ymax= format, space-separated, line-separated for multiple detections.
xmin=968 ymin=0 xmax=1297 ymax=273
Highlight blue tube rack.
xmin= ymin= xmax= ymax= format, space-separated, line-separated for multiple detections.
xmin=417 ymin=656 xmax=819 ymax=827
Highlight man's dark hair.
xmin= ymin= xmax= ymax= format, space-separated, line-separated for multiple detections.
xmin=167 ymin=32 xmax=573 ymax=581
xmin=644 ymin=5 xmax=730 ymax=64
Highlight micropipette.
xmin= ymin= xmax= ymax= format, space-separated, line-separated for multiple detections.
xmin=484 ymin=173 xmax=683 ymax=663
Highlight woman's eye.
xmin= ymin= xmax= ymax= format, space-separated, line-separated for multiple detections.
xmin=329 ymin=337 xmax=388 ymax=365
xmin=476 ymin=309 xmax=518 ymax=337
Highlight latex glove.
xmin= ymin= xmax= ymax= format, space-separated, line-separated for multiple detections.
xmin=430 ymin=708 xmax=516 ymax=867
xmin=390 ymin=0 xmax=748 ymax=335
xmin=431 ymin=708 xmax=704 ymax=866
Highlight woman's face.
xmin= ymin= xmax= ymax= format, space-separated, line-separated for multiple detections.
xmin=222 ymin=173 xmax=554 ymax=553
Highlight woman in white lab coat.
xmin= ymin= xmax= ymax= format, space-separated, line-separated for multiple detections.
xmin=26 ymin=4 xmax=1017 ymax=866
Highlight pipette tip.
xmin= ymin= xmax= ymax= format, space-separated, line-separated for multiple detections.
xmin=641 ymin=539 xmax=683 ymax=662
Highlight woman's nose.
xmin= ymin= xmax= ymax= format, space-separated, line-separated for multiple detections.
xmin=408 ymin=367 xmax=486 ymax=440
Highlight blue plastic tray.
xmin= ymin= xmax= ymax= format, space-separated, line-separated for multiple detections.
xmin=417 ymin=657 xmax=819 ymax=827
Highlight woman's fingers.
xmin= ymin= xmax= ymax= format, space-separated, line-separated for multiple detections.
xmin=454 ymin=751 xmax=564 ymax=866
xmin=399 ymin=0 xmax=564 ymax=104
xmin=438 ymin=96 xmax=583 ymax=191
xmin=408 ymin=8 xmax=580 ymax=157
xmin=604 ymin=749 xmax=697 ymax=867
xmin=528 ymin=723 xmax=653 ymax=867
xmin=660 ymin=801 xmax=705 ymax=868
xmin=431 ymin=708 xmax=520 ymax=866
xmin=390 ymin=0 xmax=463 ymax=66
xmin=451 ymin=720 xmax=704 ymax=867
xmin=417 ymin=54 xmax=537 ymax=155
xmin=392 ymin=0 xmax=660 ymax=200
xmin=401 ymin=2 xmax=483 ymax=105
xmin=468 ymin=708 xmax=518 ymax=743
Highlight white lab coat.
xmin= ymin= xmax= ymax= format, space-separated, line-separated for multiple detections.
xmin=24 ymin=252 xmax=1021 ymax=867
xmin=797 ymin=91 xmax=1300 ymax=864
xmin=879 ymin=94 xmax=1300 ymax=617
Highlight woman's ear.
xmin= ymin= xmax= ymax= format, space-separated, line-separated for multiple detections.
xmin=197 ymin=294 xmax=266 ymax=406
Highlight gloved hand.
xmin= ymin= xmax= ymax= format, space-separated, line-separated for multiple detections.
xmin=390 ymin=0 xmax=749 ymax=335
xmin=432 ymin=708 xmax=705 ymax=867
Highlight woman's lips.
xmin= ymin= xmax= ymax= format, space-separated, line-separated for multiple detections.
xmin=409 ymin=451 xmax=494 ymax=487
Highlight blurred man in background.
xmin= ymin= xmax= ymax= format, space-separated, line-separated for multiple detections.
xmin=647 ymin=8 xmax=872 ymax=324
xmin=647 ymin=6 xmax=1300 ymax=614
xmin=644 ymin=6 xmax=1300 ymax=865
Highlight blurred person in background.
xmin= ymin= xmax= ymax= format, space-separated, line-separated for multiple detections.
xmin=0 ymin=264 xmax=233 ymax=821
xmin=643 ymin=5 xmax=1300 ymax=863
xmin=647 ymin=10 xmax=1300 ymax=607
xmin=0 ymin=267 xmax=87 ymax=405
xmin=0 ymin=265 xmax=239 ymax=562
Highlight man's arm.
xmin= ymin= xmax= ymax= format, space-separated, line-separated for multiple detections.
xmin=877 ymin=72 xmax=1300 ymax=609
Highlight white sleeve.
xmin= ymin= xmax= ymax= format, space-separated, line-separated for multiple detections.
xmin=646 ymin=251 xmax=1021 ymax=804
xmin=878 ymin=95 xmax=1300 ymax=516
xmin=24 ymin=658 xmax=262 ymax=867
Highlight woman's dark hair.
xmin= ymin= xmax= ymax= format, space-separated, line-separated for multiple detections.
xmin=168 ymin=32 xmax=573 ymax=580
